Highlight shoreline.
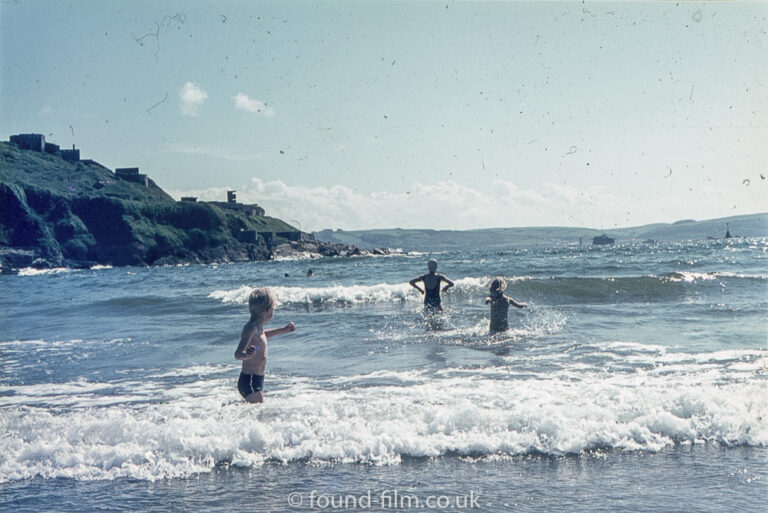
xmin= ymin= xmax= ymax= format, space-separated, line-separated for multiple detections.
xmin=0 ymin=240 xmax=395 ymax=274
xmin=3 ymin=446 xmax=765 ymax=512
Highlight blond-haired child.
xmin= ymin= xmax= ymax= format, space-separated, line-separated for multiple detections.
xmin=234 ymin=287 xmax=295 ymax=403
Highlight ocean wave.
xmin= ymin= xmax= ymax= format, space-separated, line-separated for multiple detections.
xmin=514 ymin=273 xmax=766 ymax=304
xmin=208 ymin=272 xmax=765 ymax=308
xmin=271 ymin=251 xmax=320 ymax=262
xmin=16 ymin=267 xmax=74 ymax=276
xmin=1 ymin=350 xmax=765 ymax=482
xmin=14 ymin=264 xmax=114 ymax=276
xmin=208 ymin=277 xmax=528 ymax=307
xmin=210 ymin=282 xmax=418 ymax=306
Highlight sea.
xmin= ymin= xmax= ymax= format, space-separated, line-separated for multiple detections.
xmin=1 ymin=238 xmax=766 ymax=512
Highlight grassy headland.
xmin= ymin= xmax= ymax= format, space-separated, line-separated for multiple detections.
xmin=0 ymin=141 xmax=307 ymax=268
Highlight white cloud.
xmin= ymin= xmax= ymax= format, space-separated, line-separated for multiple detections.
xmin=169 ymin=177 xmax=767 ymax=232
xmin=179 ymin=82 xmax=208 ymax=116
xmin=233 ymin=93 xmax=275 ymax=116
xmin=170 ymin=179 xmax=596 ymax=231
xmin=167 ymin=186 xmax=233 ymax=203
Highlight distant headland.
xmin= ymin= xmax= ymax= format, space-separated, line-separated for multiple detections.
xmin=0 ymin=133 xmax=382 ymax=271
xmin=313 ymin=215 xmax=768 ymax=252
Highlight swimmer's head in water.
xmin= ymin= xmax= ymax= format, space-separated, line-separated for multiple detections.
xmin=427 ymin=259 xmax=438 ymax=272
xmin=248 ymin=287 xmax=276 ymax=319
xmin=490 ymin=277 xmax=507 ymax=295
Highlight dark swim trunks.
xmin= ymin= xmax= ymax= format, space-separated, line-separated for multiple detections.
xmin=424 ymin=284 xmax=442 ymax=309
xmin=237 ymin=372 xmax=265 ymax=398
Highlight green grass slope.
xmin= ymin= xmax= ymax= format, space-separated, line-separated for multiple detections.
xmin=0 ymin=141 xmax=299 ymax=267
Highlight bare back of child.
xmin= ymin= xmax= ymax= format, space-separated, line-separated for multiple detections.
xmin=234 ymin=288 xmax=295 ymax=403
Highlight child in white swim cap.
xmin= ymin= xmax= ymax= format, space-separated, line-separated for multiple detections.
xmin=486 ymin=277 xmax=526 ymax=333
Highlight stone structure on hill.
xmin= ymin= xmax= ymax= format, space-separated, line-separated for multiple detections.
xmin=115 ymin=167 xmax=149 ymax=187
xmin=10 ymin=133 xmax=80 ymax=162
xmin=61 ymin=145 xmax=80 ymax=162
xmin=10 ymin=133 xmax=45 ymax=151
xmin=207 ymin=191 xmax=265 ymax=217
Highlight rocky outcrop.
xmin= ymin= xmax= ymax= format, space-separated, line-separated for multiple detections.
xmin=0 ymin=141 xmax=363 ymax=270
xmin=270 ymin=240 xmax=392 ymax=260
xmin=0 ymin=181 xmax=275 ymax=269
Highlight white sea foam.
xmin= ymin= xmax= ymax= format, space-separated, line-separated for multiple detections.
xmin=1 ymin=349 xmax=766 ymax=482
xmin=666 ymin=272 xmax=718 ymax=283
xmin=16 ymin=265 xmax=114 ymax=275
xmin=210 ymin=282 xmax=418 ymax=306
xmin=664 ymin=271 xmax=767 ymax=283
xmin=271 ymin=251 xmax=318 ymax=261
xmin=16 ymin=267 xmax=73 ymax=276
xmin=208 ymin=276 xmax=529 ymax=307
xmin=209 ymin=285 xmax=253 ymax=304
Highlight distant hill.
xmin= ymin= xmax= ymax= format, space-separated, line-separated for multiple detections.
xmin=314 ymin=213 xmax=768 ymax=251
xmin=0 ymin=141 xmax=307 ymax=269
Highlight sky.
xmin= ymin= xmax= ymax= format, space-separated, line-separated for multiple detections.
xmin=1 ymin=0 xmax=766 ymax=232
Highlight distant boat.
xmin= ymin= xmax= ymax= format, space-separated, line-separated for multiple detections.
xmin=725 ymin=223 xmax=733 ymax=239
xmin=592 ymin=234 xmax=615 ymax=245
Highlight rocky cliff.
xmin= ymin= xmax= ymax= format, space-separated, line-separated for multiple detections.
xmin=0 ymin=141 xmax=367 ymax=270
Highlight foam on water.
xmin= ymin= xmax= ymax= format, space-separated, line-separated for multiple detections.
xmin=207 ymin=272 xmax=767 ymax=310
xmin=14 ymin=264 xmax=114 ymax=277
xmin=211 ymin=282 xmax=420 ymax=306
xmin=271 ymin=251 xmax=318 ymax=261
xmin=16 ymin=267 xmax=74 ymax=276
xmin=208 ymin=277 xmax=527 ymax=307
xmin=2 ymin=348 xmax=765 ymax=482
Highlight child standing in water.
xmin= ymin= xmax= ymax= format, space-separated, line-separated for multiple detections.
xmin=409 ymin=259 xmax=455 ymax=311
xmin=234 ymin=288 xmax=295 ymax=403
xmin=486 ymin=277 xmax=526 ymax=333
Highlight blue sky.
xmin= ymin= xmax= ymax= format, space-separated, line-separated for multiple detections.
xmin=2 ymin=1 xmax=766 ymax=231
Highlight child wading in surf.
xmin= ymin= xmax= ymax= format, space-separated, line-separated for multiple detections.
xmin=234 ymin=288 xmax=295 ymax=403
xmin=486 ymin=277 xmax=526 ymax=333
xmin=409 ymin=259 xmax=455 ymax=312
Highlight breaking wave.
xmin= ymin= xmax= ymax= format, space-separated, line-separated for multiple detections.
xmin=208 ymin=272 xmax=766 ymax=307
xmin=1 ymin=347 xmax=765 ymax=482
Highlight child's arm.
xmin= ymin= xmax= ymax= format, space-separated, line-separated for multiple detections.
xmin=505 ymin=294 xmax=527 ymax=308
xmin=234 ymin=323 xmax=261 ymax=360
xmin=265 ymin=322 xmax=296 ymax=339
xmin=440 ymin=275 xmax=455 ymax=292
xmin=409 ymin=276 xmax=425 ymax=294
